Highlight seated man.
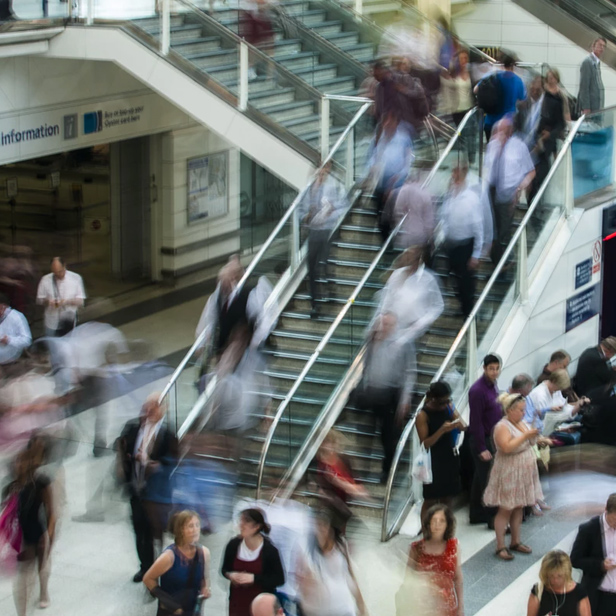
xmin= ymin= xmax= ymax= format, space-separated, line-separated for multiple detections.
xmin=536 ymin=349 xmax=578 ymax=402
xmin=0 ymin=292 xmax=31 ymax=369
xmin=525 ymin=369 xmax=590 ymax=445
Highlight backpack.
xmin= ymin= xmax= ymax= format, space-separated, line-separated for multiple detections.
xmin=476 ymin=72 xmax=503 ymax=116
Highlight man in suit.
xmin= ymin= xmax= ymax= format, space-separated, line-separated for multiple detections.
xmin=571 ymin=493 xmax=616 ymax=615
xmin=578 ymin=37 xmax=606 ymax=115
xmin=118 ymin=393 xmax=178 ymax=582
xmin=575 ymin=337 xmax=616 ymax=399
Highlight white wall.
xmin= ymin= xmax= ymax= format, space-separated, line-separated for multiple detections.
xmin=455 ymin=0 xmax=616 ymax=106
xmin=158 ymin=125 xmax=240 ymax=279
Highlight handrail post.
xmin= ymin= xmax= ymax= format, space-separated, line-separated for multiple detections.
xmin=291 ymin=207 xmax=300 ymax=268
xmin=564 ymin=146 xmax=575 ymax=217
xmin=239 ymin=42 xmax=249 ymax=112
xmin=161 ymin=0 xmax=171 ymax=56
xmin=86 ymin=0 xmax=93 ymax=24
xmin=466 ymin=317 xmax=477 ymax=383
xmin=354 ymin=0 xmax=363 ymax=14
xmin=516 ymin=227 xmax=529 ymax=302
xmin=345 ymin=127 xmax=355 ymax=190
xmin=320 ymin=97 xmax=330 ymax=161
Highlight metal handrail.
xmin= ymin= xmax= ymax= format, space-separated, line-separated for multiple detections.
xmin=380 ymin=105 xmax=616 ymax=541
xmin=255 ymin=106 xmax=480 ymax=498
xmin=159 ymin=98 xmax=373 ymax=408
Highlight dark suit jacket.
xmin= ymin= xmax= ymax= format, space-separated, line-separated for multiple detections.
xmin=571 ymin=516 xmax=606 ymax=610
xmin=118 ymin=417 xmax=178 ymax=499
xmin=575 ymin=346 xmax=614 ymax=398
xmin=578 ymin=55 xmax=604 ymax=113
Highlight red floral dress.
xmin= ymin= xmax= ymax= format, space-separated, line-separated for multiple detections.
xmin=410 ymin=538 xmax=459 ymax=616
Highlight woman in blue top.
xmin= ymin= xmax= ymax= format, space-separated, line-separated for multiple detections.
xmin=144 ymin=510 xmax=211 ymax=616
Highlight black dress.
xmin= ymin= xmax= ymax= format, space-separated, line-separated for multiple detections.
xmin=531 ymin=582 xmax=588 ymax=616
xmin=422 ymin=409 xmax=461 ymax=500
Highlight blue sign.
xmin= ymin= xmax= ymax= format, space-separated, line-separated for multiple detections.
xmin=566 ymin=284 xmax=600 ymax=332
xmin=575 ymin=258 xmax=592 ymax=289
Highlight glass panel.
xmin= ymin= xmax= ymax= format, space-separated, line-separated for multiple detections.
xmin=10 ymin=0 xmax=70 ymax=19
xmin=572 ymin=108 xmax=616 ymax=201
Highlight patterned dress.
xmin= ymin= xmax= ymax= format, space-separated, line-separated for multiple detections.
xmin=483 ymin=418 xmax=543 ymax=509
xmin=410 ymin=538 xmax=459 ymax=616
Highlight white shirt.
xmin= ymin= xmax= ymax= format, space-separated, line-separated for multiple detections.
xmin=133 ymin=418 xmax=163 ymax=465
xmin=390 ymin=181 xmax=435 ymax=248
xmin=0 ymin=308 xmax=31 ymax=364
xmin=525 ymin=381 xmax=574 ymax=435
xmin=600 ymin=513 xmax=616 ymax=592
xmin=238 ymin=540 xmax=264 ymax=562
xmin=376 ymin=265 xmax=444 ymax=344
xmin=300 ymin=175 xmax=348 ymax=231
xmin=440 ymin=182 xmax=484 ymax=259
xmin=37 ymin=271 xmax=86 ymax=330
xmin=484 ymin=135 xmax=535 ymax=203
xmin=524 ymin=95 xmax=544 ymax=146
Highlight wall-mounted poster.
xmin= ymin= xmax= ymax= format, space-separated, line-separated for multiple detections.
xmin=187 ymin=151 xmax=228 ymax=223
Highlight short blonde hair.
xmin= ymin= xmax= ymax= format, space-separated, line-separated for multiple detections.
xmin=171 ymin=510 xmax=200 ymax=545
xmin=497 ymin=392 xmax=524 ymax=413
xmin=539 ymin=550 xmax=573 ymax=588
xmin=548 ymin=369 xmax=571 ymax=391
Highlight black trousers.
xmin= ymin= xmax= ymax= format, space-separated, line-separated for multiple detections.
xmin=445 ymin=239 xmax=476 ymax=319
xmin=490 ymin=194 xmax=515 ymax=265
xmin=307 ymin=229 xmax=330 ymax=307
xmin=365 ymin=386 xmax=401 ymax=476
xmin=130 ymin=494 xmax=154 ymax=573
xmin=597 ymin=590 xmax=616 ymax=616
xmin=469 ymin=435 xmax=498 ymax=523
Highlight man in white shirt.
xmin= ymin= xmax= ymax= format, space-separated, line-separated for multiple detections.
xmin=484 ymin=118 xmax=535 ymax=264
xmin=0 ymin=293 xmax=31 ymax=367
xmin=441 ymin=160 xmax=484 ymax=319
xmin=36 ymin=257 xmax=86 ymax=337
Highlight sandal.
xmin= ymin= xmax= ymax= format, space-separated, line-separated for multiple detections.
xmin=495 ymin=547 xmax=514 ymax=561
xmin=510 ymin=543 xmax=532 ymax=554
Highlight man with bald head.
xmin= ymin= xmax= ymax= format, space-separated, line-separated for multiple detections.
xmin=251 ymin=593 xmax=284 ymax=616
xmin=37 ymin=256 xmax=86 ymax=336
xmin=118 ymin=393 xmax=178 ymax=582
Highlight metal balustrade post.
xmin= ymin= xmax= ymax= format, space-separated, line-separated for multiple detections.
xmin=320 ymin=97 xmax=330 ymax=162
xmin=564 ymin=146 xmax=575 ymax=217
xmin=466 ymin=317 xmax=477 ymax=385
xmin=516 ymin=227 xmax=529 ymax=302
xmin=291 ymin=207 xmax=300 ymax=268
xmin=85 ymin=0 xmax=93 ymax=23
xmin=355 ymin=0 xmax=363 ymax=14
xmin=161 ymin=0 xmax=171 ymax=56
xmin=239 ymin=42 xmax=249 ymax=111
xmin=345 ymin=128 xmax=355 ymax=190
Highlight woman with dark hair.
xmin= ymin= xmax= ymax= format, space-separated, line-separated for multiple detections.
xmin=416 ymin=381 xmax=467 ymax=522
xmin=448 ymin=49 xmax=475 ymax=127
xmin=408 ymin=505 xmax=464 ymax=616
xmin=222 ymin=508 xmax=285 ymax=616
xmin=143 ymin=510 xmax=211 ymax=616
xmin=297 ymin=508 xmax=366 ymax=616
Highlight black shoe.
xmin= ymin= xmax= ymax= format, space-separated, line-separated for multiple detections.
xmin=310 ymin=307 xmax=320 ymax=319
xmin=132 ymin=570 xmax=145 ymax=583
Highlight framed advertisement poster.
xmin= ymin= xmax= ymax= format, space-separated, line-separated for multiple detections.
xmin=187 ymin=151 xmax=228 ymax=223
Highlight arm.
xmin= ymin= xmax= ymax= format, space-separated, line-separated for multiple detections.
xmin=417 ymin=411 xmax=453 ymax=450
xmin=42 ymin=483 xmax=56 ymax=546
xmin=6 ymin=312 xmax=32 ymax=349
xmin=195 ymin=288 xmax=219 ymax=344
xmin=221 ymin=539 xmax=239 ymax=581
xmin=468 ymin=387 xmax=487 ymax=455
xmin=571 ymin=522 xmax=606 ymax=577
xmin=526 ymin=593 xmax=540 ymax=616
xmin=36 ymin=277 xmax=52 ymax=307
xmin=253 ymin=543 xmax=285 ymax=590
xmin=579 ymin=61 xmax=591 ymax=112
xmin=454 ymin=549 xmax=464 ymax=616
xmin=398 ymin=275 xmax=444 ymax=343
xmin=470 ymin=203 xmax=484 ymax=262
xmin=579 ymin=596 xmax=592 ymax=616
xmin=201 ymin=547 xmax=211 ymax=598
xmin=70 ymin=276 xmax=86 ymax=308
xmin=407 ymin=543 xmax=419 ymax=570
xmin=143 ymin=551 xmax=184 ymax=615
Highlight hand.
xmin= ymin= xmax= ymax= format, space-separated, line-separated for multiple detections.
xmin=173 ymin=610 xmax=183 ymax=616
xmin=537 ymin=437 xmax=553 ymax=447
xmin=526 ymin=428 xmax=540 ymax=439
xmin=199 ymin=589 xmax=211 ymax=600
xmin=479 ymin=450 xmax=492 ymax=462
xmin=468 ymin=258 xmax=479 ymax=270
xmin=550 ymin=405 xmax=563 ymax=413
xmin=0 ymin=335 xmax=7 ymax=345
xmin=441 ymin=421 xmax=459 ymax=433
xmin=228 ymin=572 xmax=243 ymax=585
xmin=604 ymin=558 xmax=616 ymax=571
xmin=235 ymin=573 xmax=254 ymax=585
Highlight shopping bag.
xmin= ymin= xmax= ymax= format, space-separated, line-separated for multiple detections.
xmin=0 ymin=493 xmax=22 ymax=575
xmin=411 ymin=444 xmax=433 ymax=484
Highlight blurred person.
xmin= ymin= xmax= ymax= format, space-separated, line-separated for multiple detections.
xmin=483 ymin=393 xmax=548 ymax=561
xmin=357 ymin=312 xmax=417 ymax=483
xmin=376 ymin=246 xmax=444 ymax=344
xmin=251 ymin=593 xmax=284 ymax=616
xmin=448 ymin=49 xmax=475 ymax=127
xmin=143 ymin=510 xmax=211 ymax=616
xmin=366 ymin=112 xmax=414 ymax=240
xmin=525 ymin=369 xmax=590 ymax=445
xmin=416 ymin=382 xmax=467 ymax=522
xmin=440 ymin=158 xmax=483 ymax=319
xmin=484 ymin=117 xmax=535 ymax=264
xmin=0 ymin=293 xmax=31 ymax=369
xmin=222 ymin=508 xmax=285 ymax=616
xmin=383 ymin=176 xmax=435 ymax=258
xmin=117 ymin=393 xmax=178 ymax=583
xmin=516 ymin=76 xmax=544 ymax=150
xmin=391 ymin=56 xmax=430 ymax=133
xmin=509 ymin=374 xmax=535 ymax=397
xmin=239 ymin=0 xmax=275 ymax=81
xmin=536 ymin=349 xmax=574 ymax=398
xmin=300 ymin=161 xmax=347 ymax=319
xmin=575 ymin=337 xmax=616 ymax=399
xmin=477 ymin=53 xmax=526 ymax=142
xmin=313 ymin=430 xmax=369 ymax=519
xmin=468 ymin=353 xmax=501 ymax=527
xmin=578 ymin=37 xmax=606 ymax=115
xmin=0 ymin=0 xmax=15 ymax=21
xmin=6 ymin=441 xmax=56 ymax=613
xmin=571 ymin=492 xmax=616 ymax=615
xmin=408 ymin=505 xmax=464 ymax=616
xmin=36 ymin=257 xmax=85 ymax=337
xmin=296 ymin=508 xmax=366 ymax=616
xmin=527 ymin=550 xmax=590 ymax=616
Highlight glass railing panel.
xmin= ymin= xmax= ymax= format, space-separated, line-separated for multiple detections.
xmin=91 ymin=0 xmax=158 ymax=20
xmin=10 ymin=0 xmax=70 ymax=20
xmin=571 ymin=108 xmax=616 ymax=201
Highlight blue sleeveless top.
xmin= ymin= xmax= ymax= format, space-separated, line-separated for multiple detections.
xmin=159 ymin=545 xmax=204 ymax=613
